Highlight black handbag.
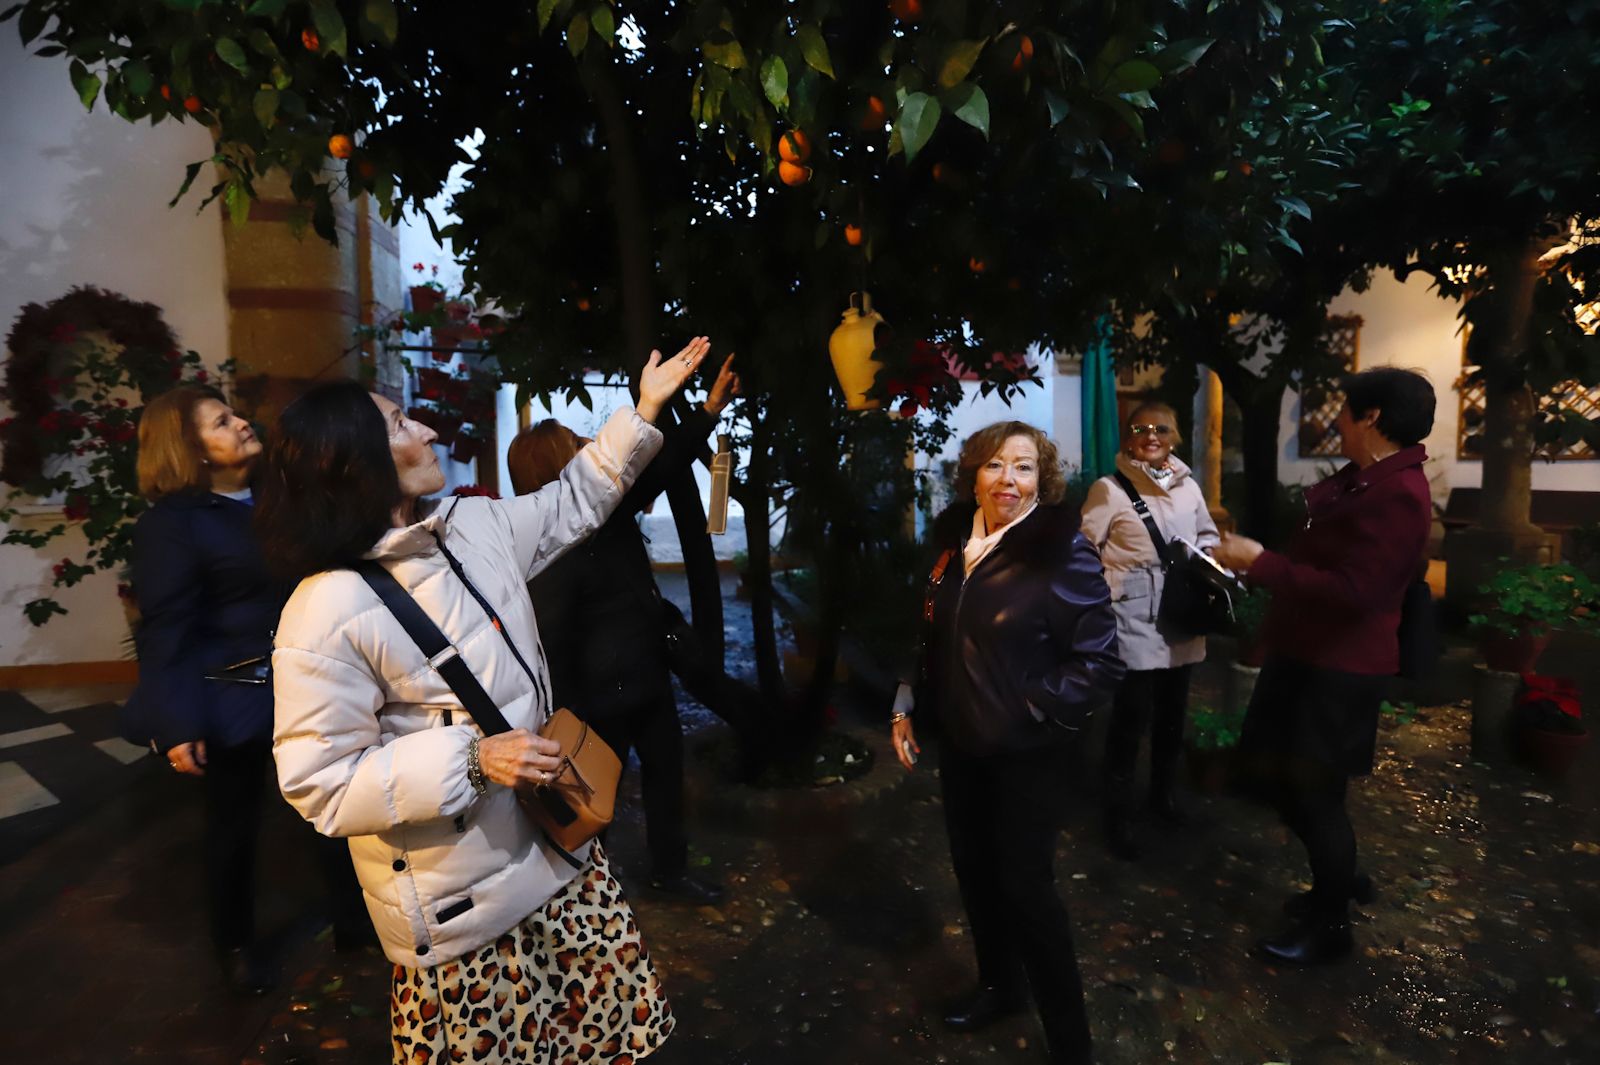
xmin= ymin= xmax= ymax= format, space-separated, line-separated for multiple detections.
xmin=1113 ymin=472 xmax=1237 ymax=639
xmin=1396 ymin=574 xmax=1439 ymax=679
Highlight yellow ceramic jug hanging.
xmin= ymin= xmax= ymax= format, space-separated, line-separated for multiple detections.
xmin=828 ymin=291 xmax=885 ymax=411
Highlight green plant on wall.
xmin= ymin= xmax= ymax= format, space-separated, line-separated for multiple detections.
xmin=0 ymin=287 xmax=216 ymax=625
xmin=1467 ymin=561 xmax=1600 ymax=639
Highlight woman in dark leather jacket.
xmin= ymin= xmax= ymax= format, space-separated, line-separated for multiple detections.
xmin=125 ymin=385 xmax=362 ymax=994
xmin=892 ymin=421 xmax=1123 ymax=1065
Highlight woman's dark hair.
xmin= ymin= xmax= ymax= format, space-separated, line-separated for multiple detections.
xmin=1340 ymin=367 xmax=1436 ymax=448
xmin=255 ymin=381 xmax=402 ymax=581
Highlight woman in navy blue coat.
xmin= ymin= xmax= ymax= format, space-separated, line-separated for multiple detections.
xmin=126 ymin=385 xmax=360 ymax=993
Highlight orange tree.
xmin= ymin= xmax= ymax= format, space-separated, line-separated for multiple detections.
xmin=9 ymin=0 xmax=1328 ymax=726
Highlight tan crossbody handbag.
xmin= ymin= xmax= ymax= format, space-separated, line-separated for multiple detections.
xmin=355 ymin=530 xmax=621 ymax=858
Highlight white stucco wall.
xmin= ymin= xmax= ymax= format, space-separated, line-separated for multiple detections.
xmin=1275 ymin=270 xmax=1598 ymax=498
xmin=0 ymin=35 xmax=230 ymax=667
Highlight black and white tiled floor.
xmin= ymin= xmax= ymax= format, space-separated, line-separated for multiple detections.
xmin=0 ymin=684 xmax=150 ymax=863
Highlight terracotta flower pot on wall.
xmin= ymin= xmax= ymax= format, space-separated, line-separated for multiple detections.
xmin=1517 ymin=726 xmax=1590 ymax=777
xmin=410 ymin=285 xmax=443 ymax=316
xmin=1479 ymin=631 xmax=1552 ymax=673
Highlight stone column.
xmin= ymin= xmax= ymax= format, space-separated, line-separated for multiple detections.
xmin=221 ymin=171 xmax=361 ymax=424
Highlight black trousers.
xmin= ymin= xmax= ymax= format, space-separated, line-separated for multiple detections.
xmin=941 ymin=740 xmax=1093 ymax=1061
xmin=1102 ymin=665 xmax=1191 ymax=811
xmin=1281 ymin=771 xmax=1355 ymax=920
xmin=202 ymin=741 xmax=365 ymax=953
xmin=590 ymin=695 xmax=689 ymax=877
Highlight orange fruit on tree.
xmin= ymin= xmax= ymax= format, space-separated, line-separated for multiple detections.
xmin=1236 ymin=160 xmax=1254 ymax=176
xmin=931 ymin=162 xmax=947 ymax=183
xmin=183 ymin=95 xmax=202 ymax=113
xmin=844 ymin=224 xmax=863 ymax=246
xmin=301 ymin=27 xmax=320 ymax=51
xmin=777 ymin=159 xmax=812 ymax=186
xmin=328 ymin=133 xmax=355 ymax=160
xmin=159 ymin=84 xmax=171 ymax=101
xmin=576 ymin=297 xmax=592 ymax=312
xmin=861 ymin=95 xmax=888 ymax=131
xmin=1010 ymin=35 xmax=1034 ymax=73
xmin=968 ymin=256 xmax=987 ymax=274
xmin=888 ymin=0 xmax=923 ymax=23
xmin=778 ymin=129 xmax=812 ymax=163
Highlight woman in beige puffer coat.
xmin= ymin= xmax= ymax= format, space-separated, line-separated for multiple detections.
xmin=1080 ymin=401 xmax=1220 ymax=862
xmin=256 ymin=339 xmax=711 ymax=1064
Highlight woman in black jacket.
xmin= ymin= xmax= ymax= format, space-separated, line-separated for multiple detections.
xmin=892 ymin=421 xmax=1123 ymax=1065
xmin=124 ymin=385 xmax=362 ymax=994
xmin=507 ymin=354 xmax=743 ymax=903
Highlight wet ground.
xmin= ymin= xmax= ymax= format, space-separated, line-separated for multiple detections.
xmin=1 ymin=577 xmax=1596 ymax=1063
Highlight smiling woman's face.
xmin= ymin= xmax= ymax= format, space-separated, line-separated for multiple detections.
xmin=974 ymin=434 xmax=1040 ymax=531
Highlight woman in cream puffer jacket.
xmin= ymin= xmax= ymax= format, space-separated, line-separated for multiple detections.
xmin=1079 ymin=401 xmax=1219 ymax=863
xmin=257 ymin=339 xmax=710 ymax=1064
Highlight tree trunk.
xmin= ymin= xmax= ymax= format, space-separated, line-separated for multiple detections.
xmin=1237 ymin=394 xmax=1284 ymax=544
xmin=1471 ymin=241 xmax=1547 ymax=536
xmin=740 ymin=411 xmax=786 ymax=704
xmin=584 ymin=50 xmax=725 ymax=660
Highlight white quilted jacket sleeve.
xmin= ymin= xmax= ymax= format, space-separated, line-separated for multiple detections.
xmin=274 ymin=645 xmax=477 ymax=837
xmin=506 ymin=405 xmax=663 ymax=580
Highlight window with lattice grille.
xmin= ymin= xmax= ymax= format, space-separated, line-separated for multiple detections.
xmin=1457 ymin=341 xmax=1600 ymax=461
xmin=1296 ymin=315 xmax=1362 ymax=458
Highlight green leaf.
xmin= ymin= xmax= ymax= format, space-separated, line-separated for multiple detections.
xmin=17 ymin=4 xmax=45 ymax=44
xmin=246 ymin=0 xmax=289 ymax=16
xmin=1276 ymin=196 xmax=1312 ymax=220
xmin=937 ymin=39 xmax=987 ymax=90
xmin=1104 ymin=59 xmax=1160 ymax=94
xmin=566 ymin=12 xmax=589 ymax=55
xmin=1101 ymin=95 xmax=1145 ymax=140
xmin=1045 ymin=89 xmax=1070 ymax=128
xmin=225 ymin=180 xmax=251 ymax=228
xmin=122 ymin=59 xmax=153 ymax=97
xmin=702 ymin=35 xmax=745 ymax=69
xmin=253 ymin=87 xmax=279 ymax=128
xmin=760 ymin=55 xmax=789 ymax=110
xmin=537 ymin=0 xmax=561 ymax=32
xmin=215 ymin=38 xmax=249 ymax=75
xmin=898 ymin=91 xmax=941 ymax=164
xmin=945 ymin=82 xmax=989 ymax=139
xmin=169 ymin=160 xmax=205 ymax=207
xmin=1276 ymin=227 xmax=1303 ymax=254
xmin=796 ymin=24 xmax=833 ymax=79
xmin=590 ymin=4 xmax=614 ymax=45
xmin=248 ymin=28 xmax=282 ymax=61
xmin=271 ymin=64 xmax=292 ymax=90
xmin=364 ymin=0 xmax=399 ymax=45
xmin=69 ymin=60 xmax=101 ymax=111
xmin=0 ymin=5 xmax=23 ymax=25
xmin=1153 ymin=37 xmax=1212 ymax=74
xmin=311 ymin=0 xmax=348 ymax=57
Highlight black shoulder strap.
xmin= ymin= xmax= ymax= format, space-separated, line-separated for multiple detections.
xmin=354 ymin=560 xmax=516 ymax=737
xmin=1112 ymin=470 xmax=1172 ymax=571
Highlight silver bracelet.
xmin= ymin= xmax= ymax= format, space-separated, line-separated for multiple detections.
xmin=890 ymin=711 xmax=910 ymax=724
xmin=466 ymin=736 xmax=488 ymax=796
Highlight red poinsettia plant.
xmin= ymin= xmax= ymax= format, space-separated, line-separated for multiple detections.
xmin=1 ymin=287 xmax=217 ymax=625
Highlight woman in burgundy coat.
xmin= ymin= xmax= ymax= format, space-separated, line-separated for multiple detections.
xmin=1213 ymin=367 xmax=1435 ymax=966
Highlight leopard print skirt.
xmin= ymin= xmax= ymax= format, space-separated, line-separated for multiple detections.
xmin=390 ymin=843 xmax=674 ymax=1064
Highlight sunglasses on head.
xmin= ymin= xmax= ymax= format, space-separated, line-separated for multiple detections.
xmin=1129 ymin=423 xmax=1173 ymax=437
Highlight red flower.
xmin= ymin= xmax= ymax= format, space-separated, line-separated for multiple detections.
xmin=63 ymin=495 xmax=89 ymax=521
xmin=451 ymin=485 xmax=500 ymax=499
xmin=49 ymin=323 xmax=78 ymax=343
xmin=39 ymin=411 xmax=61 ymax=432
xmin=898 ymin=399 xmax=919 ymax=419
xmin=115 ymin=398 xmax=128 ymax=408
xmin=196 ymin=369 xmax=209 ymax=383
xmin=51 ymin=560 xmax=70 ymax=580
xmin=412 ymin=262 xmax=425 ymax=271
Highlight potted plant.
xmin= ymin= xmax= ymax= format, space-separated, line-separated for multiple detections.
xmin=1230 ymin=584 xmax=1271 ymax=668
xmin=1185 ymin=703 xmax=1245 ymax=795
xmin=408 ymin=263 xmax=446 ymax=315
xmin=1514 ymin=674 xmax=1588 ymax=777
xmin=1468 ymin=562 xmax=1600 ymax=673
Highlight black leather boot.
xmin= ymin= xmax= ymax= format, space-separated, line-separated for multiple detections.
xmin=1253 ymin=914 xmax=1354 ymax=966
xmin=1148 ymin=787 xmax=1192 ymax=828
xmin=941 ymin=984 xmax=1026 ymax=1032
xmin=1283 ymin=871 xmax=1375 ymax=920
xmin=1102 ymin=810 xmax=1141 ymax=862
